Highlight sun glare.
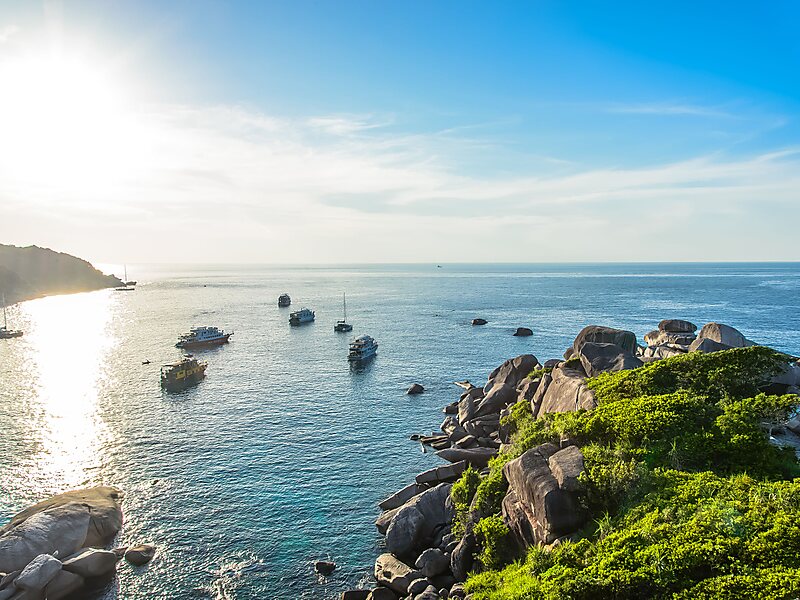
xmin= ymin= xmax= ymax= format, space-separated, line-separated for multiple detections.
xmin=0 ymin=49 xmax=143 ymax=192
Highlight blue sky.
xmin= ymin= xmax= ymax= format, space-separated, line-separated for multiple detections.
xmin=1 ymin=1 xmax=799 ymax=262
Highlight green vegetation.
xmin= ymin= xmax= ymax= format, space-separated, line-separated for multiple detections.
xmin=452 ymin=346 xmax=800 ymax=599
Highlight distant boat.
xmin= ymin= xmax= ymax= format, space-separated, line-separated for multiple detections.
xmin=0 ymin=293 xmax=23 ymax=339
xmin=124 ymin=265 xmax=136 ymax=287
xmin=278 ymin=293 xmax=291 ymax=307
xmin=289 ymin=307 xmax=315 ymax=325
xmin=160 ymin=356 xmax=207 ymax=391
xmin=175 ymin=326 xmax=233 ymax=349
xmin=334 ymin=292 xmax=353 ymax=332
xmin=348 ymin=335 xmax=378 ymax=361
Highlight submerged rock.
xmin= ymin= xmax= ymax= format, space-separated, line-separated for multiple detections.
xmin=124 ymin=544 xmax=156 ymax=567
xmin=513 ymin=327 xmax=533 ymax=337
xmin=314 ymin=560 xmax=336 ymax=576
xmin=471 ymin=318 xmax=487 ymax=326
xmin=407 ymin=384 xmax=425 ymax=395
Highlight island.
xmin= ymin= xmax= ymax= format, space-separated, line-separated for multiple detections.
xmin=0 ymin=244 xmax=122 ymax=303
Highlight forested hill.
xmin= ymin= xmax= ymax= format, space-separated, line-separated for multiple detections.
xmin=0 ymin=244 xmax=121 ymax=303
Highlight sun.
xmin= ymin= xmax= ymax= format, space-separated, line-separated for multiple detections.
xmin=0 ymin=49 xmax=143 ymax=192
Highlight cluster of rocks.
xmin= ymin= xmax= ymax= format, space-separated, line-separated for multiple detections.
xmin=0 ymin=487 xmax=155 ymax=600
xmin=341 ymin=319 xmax=800 ymax=599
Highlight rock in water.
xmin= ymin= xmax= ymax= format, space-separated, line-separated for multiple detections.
xmin=314 ymin=560 xmax=336 ymax=576
xmin=513 ymin=327 xmax=533 ymax=337
xmin=471 ymin=318 xmax=487 ymax=326
xmin=407 ymin=383 xmax=425 ymax=395
xmin=124 ymin=544 xmax=156 ymax=566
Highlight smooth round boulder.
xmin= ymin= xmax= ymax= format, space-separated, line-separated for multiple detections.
xmin=408 ymin=577 xmax=431 ymax=595
xmin=407 ymin=384 xmax=425 ymax=395
xmin=471 ymin=318 xmax=487 ymax=326
xmin=124 ymin=544 xmax=156 ymax=566
xmin=314 ymin=560 xmax=336 ymax=576
xmin=62 ymin=548 xmax=120 ymax=578
xmin=658 ymin=319 xmax=697 ymax=333
xmin=573 ymin=325 xmax=637 ymax=355
xmin=513 ymin=327 xmax=533 ymax=337
xmin=414 ymin=548 xmax=449 ymax=578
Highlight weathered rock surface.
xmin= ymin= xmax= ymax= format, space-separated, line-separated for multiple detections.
xmin=14 ymin=554 xmax=62 ymax=591
xmin=341 ymin=590 xmax=370 ymax=600
xmin=379 ymin=483 xmax=425 ymax=512
xmin=124 ymin=544 xmax=156 ymax=567
xmin=408 ymin=577 xmax=431 ymax=595
xmin=416 ymin=461 xmax=467 ymax=485
xmin=534 ymin=366 xmax=596 ymax=418
xmin=689 ymin=337 xmax=734 ymax=353
xmin=436 ymin=447 xmax=497 ymax=468
xmin=44 ymin=570 xmax=85 ymax=600
xmin=578 ymin=342 xmax=643 ymax=377
xmin=0 ymin=503 xmax=90 ymax=573
xmin=384 ymin=485 xmax=453 ymax=557
xmin=487 ymin=355 xmax=541 ymax=389
xmin=415 ymin=548 xmax=449 ymax=578
xmin=450 ymin=533 xmax=475 ymax=582
xmin=696 ymin=322 xmax=752 ymax=348
xmin=367 ymin=586 xmax=398 ymax=600
xmin=374 ymin=553 xmax=419 ymax=595
xmin=62 ymin=548 xmax=119 ymax=578
xmin=573 ymin=325 xmax=637 ymax=355
xmin=502 ymin=444 xmax=587 ymax=547
xmin=644 ymin=330 xmax=696 ymax=347
xmin=658 ymin=319 xmax=697 ymax=333
xmin=473 ymin=383 xmax=516 ymax=418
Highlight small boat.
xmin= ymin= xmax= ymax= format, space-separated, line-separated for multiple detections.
xmin=160 ymin=356 xmax=207 ymax=391
xmin=278 ymin=293 xmax=291 ymax=307
xmin=348 ymin=335 xmax=378 ymax=361
xmin=334 ymin=292 xmax=353 ymax=332
xmin=175 ymin=326 xmax=233 ymax=349
xmin=124 ymin=265 xmax=136 ymax=287
xmin=0 ymin=293 xmax=23 ymax=339
xmin=115 ymin=265 xmax=136 ymax=291
xmin=289 ymin=307 xmax=315 ymax=325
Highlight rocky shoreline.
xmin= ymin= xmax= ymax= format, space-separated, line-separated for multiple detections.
xmin=0 ymin=487 xmax=154 ymax=599
xmin=341 ymin=319 xmax=800 ymax=600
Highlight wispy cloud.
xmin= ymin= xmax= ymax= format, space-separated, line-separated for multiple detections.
xmin=605 ymin=102 xmax=737 ymax=119
xmin=306 ymin=115 xmax=393 ymax=136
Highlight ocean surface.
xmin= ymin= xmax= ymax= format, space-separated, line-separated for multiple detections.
xmin=1 ymin=263 xmax=799 ymax=599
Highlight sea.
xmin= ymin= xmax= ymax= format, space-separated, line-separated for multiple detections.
xmin=1 ymin=263 xmax=799 ymax=599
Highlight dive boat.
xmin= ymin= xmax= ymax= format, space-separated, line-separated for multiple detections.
xmin=289 ymin=307 xmax=315 ymax=325
xmin=278 ymin=293 xmax=291 ymax=307
xmin=175 ymin=326 xmax=233 ymax=349
xmin=0 ymin=294 xmax=23 ymax=339
xmin=348 ymin=335 xmax=378 ymax=361
xmin=334 ymin=292 xmax=353 ymax=332
xmin=160 ymin=356 xmax=207 ymax=391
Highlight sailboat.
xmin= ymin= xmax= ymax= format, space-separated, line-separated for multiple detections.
xmin=334 ymin=292 xmax=353 ymax=332
xmin=115 ymin=265 xmax=135 ymax=291
xmin=0 ymin=293 xmax=23 ymax=339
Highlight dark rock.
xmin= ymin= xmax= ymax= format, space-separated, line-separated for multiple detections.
xmin=443 ymin=402 xmax=459 ymax=414
xmin=341 ymin=590 xmax=370 ymax=600
xmin=473 ymin=383 xmax=516 ymax=418
xmin=124 ymin=544 xmax=156 ymax=566
xmin=536 ymin=366 xmax=596 ymax=417
xmin=407 ymin=384 xmax=425 ymax=395
xmin=471 ymin=318 xmax=487 ymax=326
xmin=44 ymin=570 xmax=84 ymax=600
xmin=436 ymin=447 xmax=497 ymax=468
xmin=577 ymin=342 xmax=643 ymax=377
xmin=415 ymin=548 xmax=449 ymax=578
xmin=572 ymin=325 xmax=637 ymax=355
xmin=487 ymin=355 xmax=541 ymax=389
xmin=385 ymin=485 xmax=453 ymax=556
xmin=513 ymin=327 xmax=533 ymax=337
xmin=315 ymin=560 xmax=336 ymax=576
xmin=542 ymin=358 xmax=561 ymax=369
xmin=379 ymin=484 xmax=425 ymax=511
xmin=62 ymin=548 xmax=119 ymax=578
xmin=644 ymin=330 xmax=696 ymax=346
xmin=658 ymin=319 xmax=697 ymax=333
xmin=0 ymin=570 xmax=19 ymax=590
xmin=689 ymin=337 xmax=734 ymax=353
xmin=367 ymin=588 xmax=398 ymax=600
xmin=529 ymin=372 xmax=552 ymax=417
xmin=416 ymin=461 xmax=467 ymax=485
xmin=450 ymin=582 xmax=467 ymax=598
xmin=375 ymin=507 xmax=400 ymax=535
xmin=408 ymin=577 xmax=431 ymax=595
xmin=450 ymin=533 xmax=476 ymax=581
xmin=563 ymin=347 xmax=575 ymax=360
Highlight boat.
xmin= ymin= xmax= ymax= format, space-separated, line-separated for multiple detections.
xmin=124 ymin=265 xmax=136 ymax=287
xmin=0 ymin=293 xmax=23 ymax=339
xmin=278 ymin=293 xmax=291 ymax=307
xmin=348 ymin=335 xmax=378 ymax=361
xmin=334 ymin=292 xmax=353 ymax=332
xmin=160 ymin=356 xmax=207 ymax=391
xmin=289 ymin=307 xmax=315 ymax=325
xmin=175 ymin=326 xmax=233 ymax=349
xmin=115 ymin=265 xmax=136 ymax=291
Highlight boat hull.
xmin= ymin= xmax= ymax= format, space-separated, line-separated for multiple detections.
xmin=176 ymin=333 xmax=233 ymax=349
xmin=348 ymin=348 xmax=377 ymax=361
xmin=334 ymin=323 xmax=353 ymax=332
xmin=0 ymin=331 xmax=23 ymax=339
xmin=161 ymin=369 xmax=206 ymax=392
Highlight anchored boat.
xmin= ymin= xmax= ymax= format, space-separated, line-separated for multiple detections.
xmin=334 ymin=292 xmax=353 ymax=332
xmin=348 ymin=335 xmax=378 ymax=361
xmin=160 ymin=356 xmax=207 ymax=391
xmin=289 ymin=307 xmax=315 ymax=325
xmin=176 ymin=326 xmax=233 ymax=349
xmin=0 ymin=293 xmax=23 ymax=339
xmin=278 ymin=293 xmax=291 ymax=307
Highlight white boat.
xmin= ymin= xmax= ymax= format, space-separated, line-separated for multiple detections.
xmin=334 ymin=292 xmax=353 ymax=332
xmin=289 ymin=307 xmax=315 ymax=325
xmin=278 ymin=293 xmax=291 ymax=307
xmin=176 ymin=326 xmax=233 ymax=349
xmin=115 ymin=265 xmax=136 ymax=291
xmin=348 ymin=335 xmax=378 ymax=361
xmin=0 ymin=293 xmax=23 ymax=339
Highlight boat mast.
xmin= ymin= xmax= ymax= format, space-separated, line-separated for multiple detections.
xmin=343 ymin=292 xmax=347 ymax=322
xmin=124 ymin=264 xmax=127 ymax=282
xmin=2 ymin=293 xmax=6 ymax=329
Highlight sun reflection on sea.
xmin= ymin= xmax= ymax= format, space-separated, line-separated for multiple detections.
xmin=21 ymin=291 xmax=116 ymax=490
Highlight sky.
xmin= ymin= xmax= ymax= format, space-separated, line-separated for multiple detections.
xmin=0 ymin=0 xmax=799 ymax=264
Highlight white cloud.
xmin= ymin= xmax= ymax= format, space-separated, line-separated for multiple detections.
xmin=2 ymin=101 xmax=799 ymax=263
xmin=605 ymin=102 xmax=736 ymax=119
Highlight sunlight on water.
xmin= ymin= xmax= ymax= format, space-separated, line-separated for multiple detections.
xmin=22 ymin=292 xmax=116 ymax=488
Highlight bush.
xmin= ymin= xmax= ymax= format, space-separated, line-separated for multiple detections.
xmin=475 ymin=515 xmax=513 ymax=570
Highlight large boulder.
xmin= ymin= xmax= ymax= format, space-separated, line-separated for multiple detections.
xmin=643 ymin=330 xmax=696 ymax=347
xmin=688 ymin=337 xmax=733 ymax=354
xmin=658 ymin=319 xmax=697 ymax=333
xmin=44 ymin=570 xmax=85 ymax=600
xmin=384 ymin=485 xmax=453 ymax=557
xmin=487 ymin=355 xmax=541 ymax=389
xmin=502 ymin=444 xmax=587 ymax=547
xmin=696 ymin=322 xmax=752 ymax=348
xmin=534 ymin=366 xmax=596 ymax=418
xmin=0 ymin=503 xmax=90 ymax=573
xmin=450 ymin=532 xmax=476 ymax=582
xmin=0 ymin=486 xmax=123 ymax=550
xmin=62 ymin=548 xmax=119 ymax=578
xmin=578 ymin=342 xmax=643 ymax=377
xmin=415 ymin=548 xmax=449 ymax=578
xmin=473 ymin=383 xmax=516 ymax=418
xmin=573 ymin=325 xmax=637 ymax=355
xmin=374 ymin=553 xmax=419 ymax=595
xmin=14 ymin=554 xmax=62 ymax=592
xmin=436 ymin=447 xmax=497 ymax=469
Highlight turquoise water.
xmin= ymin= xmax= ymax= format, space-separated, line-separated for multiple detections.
xmin=1 ymin=263 xmax=799 ymax=599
